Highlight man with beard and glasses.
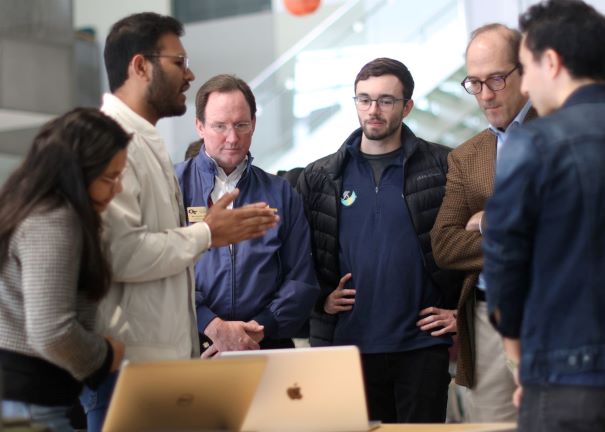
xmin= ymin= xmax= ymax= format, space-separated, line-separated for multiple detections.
xmin=80 ymin=13 xmax=278 ymax=432
xmin=297 ymin=58 xmax=461 ymax=423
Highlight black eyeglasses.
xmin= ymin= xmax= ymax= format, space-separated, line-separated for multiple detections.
xmin=353 ymin=95 xmax=408 ymax=111
xmin=144 ymin=54 xmax=190 ymax=71
xmin=461 ymin=64 xmax=520 ymax=95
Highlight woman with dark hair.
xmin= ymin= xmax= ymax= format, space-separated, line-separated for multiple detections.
xmin=0 ymin=108 xmax=130 ymax=431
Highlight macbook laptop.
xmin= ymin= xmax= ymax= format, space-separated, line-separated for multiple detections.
xmin=102 ymin=356 xmax=266 ymax=432
xmin=222 ymin=346 xmax=380 ymax=432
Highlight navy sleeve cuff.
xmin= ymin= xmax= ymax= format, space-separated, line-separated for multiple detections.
xmin=252 ymin=309 xmax=279 ymax=339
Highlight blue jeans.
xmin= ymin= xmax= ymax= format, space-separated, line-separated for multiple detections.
xmin=2 ymin=400 xmax=72 ymax=432
xmin=519 ymin=384 xmax=605 ymax=432
xmin=79 ymin=372 xmax=118 ymax=432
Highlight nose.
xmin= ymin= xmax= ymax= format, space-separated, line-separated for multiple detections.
xmin=368 ymin=100 xmax=380 ymax=113
xmin=114 ymin=177 xmax=124 ymax=195
xmin=479 ymin=85 xmax=496 ymax=101
xmin=185 ymin=67 xmax=195 ymax=82
xmin=225 ymin=126 xmax=239 ymax=143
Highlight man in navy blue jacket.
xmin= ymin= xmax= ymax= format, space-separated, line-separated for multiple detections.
xmin=175 ymin=74 xmax=318 ymax=356
xmin=298 ymin=58 xmax=458 ymax=423
xmin=483 ymin=1 xmax=605 ymax=430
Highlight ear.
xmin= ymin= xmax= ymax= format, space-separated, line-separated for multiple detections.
xmin=542 ymin=48 xmax=564 ymax=79
xmin=195 ymin=117 xmax=205 ymax=139
xmin=130 ymin=54 xmax=153 ymax=82
xmin=402 ymin=99 xmax=414 ymax=119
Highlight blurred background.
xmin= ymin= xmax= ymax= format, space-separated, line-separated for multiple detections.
xmin=1 ymin=0 xmax=604 ymax=184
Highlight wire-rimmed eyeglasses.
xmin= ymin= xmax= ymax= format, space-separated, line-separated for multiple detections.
xmin=208 ymin=122 xmax=253 ymax=135
xmin=353 ymin=95 xmax=408 ymax=111
xmin=100 ymin=169 xmax=125 ymax=189
xmin=144 ymin=54 xmax=190 ymax=72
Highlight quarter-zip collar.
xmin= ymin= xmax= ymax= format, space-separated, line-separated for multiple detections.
xmin=345 ymin=123 xmax=420 ymax=168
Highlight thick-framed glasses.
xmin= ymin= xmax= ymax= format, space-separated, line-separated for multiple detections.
xmin=461 ymin=64 xmax=520 ymax=95
xmin=209 ymin=122 xmax=253 ymax=135
xmin=353 ymin=95 xmax=408 ymax=112
xmin=144 ymin=54 xmax=190 ymax=71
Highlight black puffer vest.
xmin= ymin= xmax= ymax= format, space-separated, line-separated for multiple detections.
xmin=297 ymin=125 xmax=463 ymax=345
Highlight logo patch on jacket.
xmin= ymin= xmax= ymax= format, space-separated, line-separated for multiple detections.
xmin=340 ymin=190 xmax=357 ymax=207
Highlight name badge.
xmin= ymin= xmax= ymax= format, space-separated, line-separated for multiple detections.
xmin=187 ymin=206 xmax=207 ymax=223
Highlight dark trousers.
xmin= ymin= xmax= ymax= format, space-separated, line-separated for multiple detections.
xmin=519 ymin=384 xmax=605 ymax=432
xmin=259 ymin=338 xmax=295 ymax=349
xmin=361 ymin=344 xmax=450 ymax=423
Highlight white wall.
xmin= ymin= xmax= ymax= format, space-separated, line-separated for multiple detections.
xmin=172 ymin=2 xmax=344 ymax=162
xmin=74 ymin=0 xmax=170 ymax=41
xmin=272 ymin=1 xmax=343 ymax=57
xmin=72 ymin=0 xmax=605 ymax=164
xmin=463 ymin=0 xmax=605 ymax=35
xmin=73 ymin=0 xmax=342 ymax=162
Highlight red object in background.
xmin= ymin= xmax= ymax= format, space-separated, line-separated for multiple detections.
xmin=283 ymin=0 xmax=321 ymax=16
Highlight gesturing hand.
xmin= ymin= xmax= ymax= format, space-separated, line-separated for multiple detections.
xmin=205 ymin=189 xmax=279 ymax=247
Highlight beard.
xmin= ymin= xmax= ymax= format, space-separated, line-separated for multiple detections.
xmin=146 ymin=66 xmax=187 ymax=119
xmin=361 ymin=115 xmax=401 ymax=141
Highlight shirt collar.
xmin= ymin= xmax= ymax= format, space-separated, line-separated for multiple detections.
xmin=101 ymin=93 xmax=158 ymax=138
xmin=488 ymin=100 xmax=533 ymax=139
xmin=205 ymin=151 xmax=248 ymax=184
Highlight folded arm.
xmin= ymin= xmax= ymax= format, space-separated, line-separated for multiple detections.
xmin=431 ymin=151 xmax=483 ymax=272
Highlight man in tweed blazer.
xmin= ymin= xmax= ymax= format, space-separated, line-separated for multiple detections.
xmin=429 ymin=24 xmax=534 ymax=422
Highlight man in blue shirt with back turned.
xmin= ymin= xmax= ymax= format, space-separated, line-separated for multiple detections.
xmin=483 ymin=1 xmax=605 ymax=430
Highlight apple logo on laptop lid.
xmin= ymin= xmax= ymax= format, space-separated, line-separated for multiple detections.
xmin=286 ymin=383 xmax=303 ymax=400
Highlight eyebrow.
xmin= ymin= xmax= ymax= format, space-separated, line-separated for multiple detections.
xmin=208 ymin=120 xmax=252 ymax=124
xmin=467 ymin=71 xmax=509 ymax=79
xmin=356 ymin=93 xmax=398 ymax=97
xmin=103 ymin=167 xmax=124 ymax=176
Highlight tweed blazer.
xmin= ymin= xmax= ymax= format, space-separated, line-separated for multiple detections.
xmin=432 ymin=104 xmax=537 ymax=387
xmin=431 ymin=128 xmax=496 ymax=387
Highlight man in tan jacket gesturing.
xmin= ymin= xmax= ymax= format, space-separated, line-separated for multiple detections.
xmin=80 ymin=12 xmax=278 ymax=432
xmin=427 ymin=23 xmax=534 ymax=422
